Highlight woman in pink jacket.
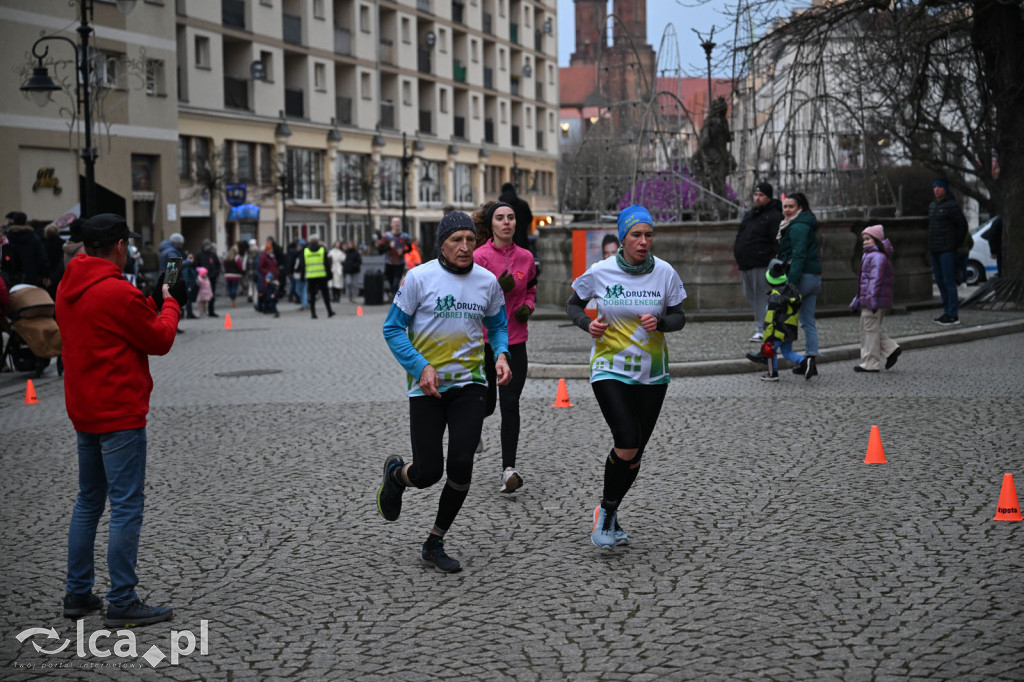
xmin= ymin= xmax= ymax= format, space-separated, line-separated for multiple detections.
xmin=473 ymin=201 xmax=537 ymax=494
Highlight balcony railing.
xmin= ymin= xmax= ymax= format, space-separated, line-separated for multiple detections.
xmin=418 ymin=47 xmax=432 ymax=75
xmin=535 ymin=30 xmax=543 ymax=51
xmin=485 ymin=120 xmax=494 ymax=143
xmin=453 ymin=61 xmax=467 ymax=82
xmin=336 ymin=96 xmax=352 ymax=125
xmin=285 ymin=88 xmax=304 ymax=118
xmin=454 ymin=116 xmax=465 ymax=139
xmin=536 ymin=130 xmax=545 ymax=151
xmin=283 ymin=14 xmax=302 ymax=45
xmin=510 ymin=23 xmax=518 ymax=44
xmin=512 ymin=125 xmax=521 ymax=147
xmin=510 ymin=76 xmax=519 ymax=96
xmin=535 ymin=81 xmax=544 ymax=101
xmin=417 ymin=0 xmax=430 ymax=11
xmin=483 ymin=12 xmax=492 ymax=34
xmin=380 ymin=38 xmax=394 ymax=66
xmin=334 ymin=26 xmax=352 ymax=55
xmin=484 ymin=67 xmax=493 ymax=90
xmin=224 ymin=76 xmax=249 ymax=110
xmin=419 ymin=110 xmax=432 ymax=135
xmin=452 ymin=2 xmax=464 ymax=24
xmin=222 ymin=0 xmax=245 ymax=29
xmin=381 ymin=101 xmax=395 ymax=129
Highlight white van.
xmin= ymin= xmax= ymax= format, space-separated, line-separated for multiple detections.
xmin=965 ymin=217 xmax=999 ymax=285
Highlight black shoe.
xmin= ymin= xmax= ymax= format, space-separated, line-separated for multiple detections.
xmin=853 ymin=365 xmax=879 ymax=373
xmin=327 ymin=310 xmax=336 ymax=318
xmin=934 ymin=314 xmax=959 ymax=326
xmin=745 ymin=351 xmax=770 ymax=364
xmin=104 ymin=600 xmax=172 ymax=627
xmin=274 ymin=311 xmax=280 ymax=318
xmin=422 ymin=536 xmax=462 ymax=573
xmin=376 ymin=455 xmax=406 ymax=521
xmin=186 ymin=314 xmax=199 ymax=319
xmin=804 ymin=356 xmax=817 ymax=380
xmin=792 ymin=357 xmax=808 ymax=375
xmin=63 ymin=592 xmax=102 ymax=618
xmin=208 ymin=313 xmax=218 ymax=318
xmin=311 ymin=313 xmax=318 ymax=319
xmin=933 ymin=315 xmax=946 ymax=323
xmin=885 ymin=347 xmax=902 ymax=370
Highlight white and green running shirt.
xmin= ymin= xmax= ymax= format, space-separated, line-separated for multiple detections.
xmin=571 ymin=256 xmax=687 ymax=385
xmin=384 ymin=260 xmax=509 ymax=397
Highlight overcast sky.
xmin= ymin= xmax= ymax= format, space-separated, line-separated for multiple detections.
xmin=555 ymin=0 xmax=749 ymax=78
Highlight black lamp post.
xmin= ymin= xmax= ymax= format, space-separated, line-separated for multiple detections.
xmin=20 ymin=0 xmax=138 ymax=220
xmin=695 ymin=28 xmax=716 ymax=117
xmin=400 ymin=131 xmax=424 ymax=231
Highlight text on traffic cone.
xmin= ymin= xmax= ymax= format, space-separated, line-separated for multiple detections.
xmin=25 ymin=380 xmax=39 ymax=405
xmin=551 ymin=378 xmax=574 ymax=407
xmin=357 ymin=305 xmax=364 ymax=316
xmin=993 ymin=473 xmax=1022 ymax=521
xmin=224 ymin=313 xmax=233 ymax=330
xmin=864 ymin=425 xmax=887 ymax=463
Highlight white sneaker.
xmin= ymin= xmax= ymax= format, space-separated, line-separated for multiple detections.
xmin=500 ymin=467 xmax=523 ymax=494
xmin=748 ymin=332 xmax=764 ymax=343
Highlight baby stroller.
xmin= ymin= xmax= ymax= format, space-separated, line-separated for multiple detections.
xmin=1 ymin=285 xmax=62 ymax=377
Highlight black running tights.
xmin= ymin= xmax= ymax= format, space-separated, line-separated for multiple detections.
xmin=407 ymin=383 xmax=486 ymax=535
xmin=483 ymin=342 xmax=528 ymax=469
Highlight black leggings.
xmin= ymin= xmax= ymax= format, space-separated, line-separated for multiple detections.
xmin=408 ymin=383 xmax=486 ymax=534
xmin=308 ymin=278 xmax=333 ymax=316
xmin=483 ymin=343 xmax=528 ymax=469
xmin=592 ymin=380 xmax=668 ymax=514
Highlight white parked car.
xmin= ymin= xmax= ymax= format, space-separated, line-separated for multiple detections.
xmin=965 ymin=217 xmax=1000 ymax=286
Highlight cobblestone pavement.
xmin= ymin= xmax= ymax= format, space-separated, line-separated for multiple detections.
xmin=2 ymin=297 xmax=1023 ymax=680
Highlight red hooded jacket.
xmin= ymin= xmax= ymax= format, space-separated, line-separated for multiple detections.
xmin=56 ymin=254 xmax=180 ymax=433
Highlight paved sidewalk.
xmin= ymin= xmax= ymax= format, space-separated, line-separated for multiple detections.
xmin=1 ymin=295 xmax=1022 ymax=680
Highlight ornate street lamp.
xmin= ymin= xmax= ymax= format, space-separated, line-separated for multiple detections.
xmin=20 ymin=0 xmax=137 ymax=219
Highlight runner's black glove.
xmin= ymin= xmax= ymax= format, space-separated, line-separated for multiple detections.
xmin=497 ymin=269 xmax=515 ymax=293
xmin=514 ymin=304 xmax=532 ymax=323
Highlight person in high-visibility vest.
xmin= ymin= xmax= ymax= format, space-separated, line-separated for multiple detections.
xmin=300 ymin=235 xmax=334 ymax=319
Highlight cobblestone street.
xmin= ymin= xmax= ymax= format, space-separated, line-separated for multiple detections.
xmin=2 ymin=300 xmax=1022 ymax=680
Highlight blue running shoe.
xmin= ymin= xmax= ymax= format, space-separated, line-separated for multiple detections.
xmin=422 ymin=536 xmax=462 ymax=573
xmin=591 ymin=505 xmax=616 ymax=548
xmin=377 ymin=455 xmax=406 ymax=521
xmin=612 ymin=514 xmax=629 ymax=546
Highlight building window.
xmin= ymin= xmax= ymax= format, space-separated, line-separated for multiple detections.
xmin=313 ymin=0 xmax=324 ymax=19
xmin=418 ymin=161 xmax=443 ymax=204
xmin=500 ymin=101 xmax=507 ymax=124
xmin=438 ymin=28 xmax=447 ymax=53
xmin=314 ymin=63 xmax=326 ymax=91
xmin=177 ymin=137 xmax=192 ymax=180
xmin=526 ymin=106 xmax=533 ymax=128
xmin=471 ymin=39 xmax=479 ymax=63
xmin=194 ymin=35 xmax=211 ymax=69
xmin=548 ymin=63 xmax=554 ymax=84
xmin=377 ymin=157 xmax=402 ymax=205
xmin=193 ymin=137 xmax=211 ymax=183
xmin=286 ymin=147 xmax=323 ymax=200
xmin=472 ymin=95 xmax=480 ymax=119
xmin=453 ymin=163 xmax=474 ymax=204
xmin=485 ymin=164 xmax=503 ymax=195
xmin=499 ymin=0 xmax=505 ymax=17
xmin=359 ymin=4 xmax=370 ymax=33
xmin=336 ymin=152 xmax=368 ymax=205
xmin=499 ymin=48 xmax=506 ymax=71
xmin=439 ymin=88 xmax=449 ymax=113
xmin=95 ymin=52 xmax=122 ymax=89
xmin=259 ymin=144 xmax=274 ymax=184
xmin=402 ymin=80 xmax=412 ymax=106
xmin=401 ymin=17 xmax=411 ymax=44
xmin=236 ymin=142 xmax=254 ymax=182
xmin=360 ymin=72 xmax=372 ymax=99
xmin=145 ymin=59 xmax=164 ymax=96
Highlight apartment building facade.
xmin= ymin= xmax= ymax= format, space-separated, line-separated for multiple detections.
xmin=0 ymin=0 xmax=179 ymax=246
xmin=176 ymin=0 xmax=560 ymax=252
xmin=2 ymin=0 xmax=558 ymax=254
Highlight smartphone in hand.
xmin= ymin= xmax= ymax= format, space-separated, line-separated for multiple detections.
xmin=165 ymin=257 xmax=182 ymax=286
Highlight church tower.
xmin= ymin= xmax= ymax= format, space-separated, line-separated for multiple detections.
xmin=570 ymin=0 xmax=608 ymax=66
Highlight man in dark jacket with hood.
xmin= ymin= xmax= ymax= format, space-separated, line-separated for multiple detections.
xmin=499 ymin=183 xmax=533 ymax=251
xmin=928 ymin=179 xmax=968 ymax=326
xmin=734 ymin=182 xmax=782 ymax=342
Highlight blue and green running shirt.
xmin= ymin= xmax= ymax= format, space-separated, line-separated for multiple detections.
xmin=383 ymin=260 xmax=509 ymax=397
xmin=571 ymin=256 xmax=686 ymax=385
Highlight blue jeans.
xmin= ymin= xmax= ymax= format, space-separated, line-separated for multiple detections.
xmin=797 ymin=273 xmax=822 ymax=356
xmin=66 ymin=428 xmax=147 ymax=606
xmin=931 ymin=251 xmax=958 ymax=318
xmin=769 ymin=341 xmax=805 ymax=374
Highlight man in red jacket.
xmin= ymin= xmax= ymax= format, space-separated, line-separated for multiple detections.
xmin=56 ymin=214 xmax=186 ymax=627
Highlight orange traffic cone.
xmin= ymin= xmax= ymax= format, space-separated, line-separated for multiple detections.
xmin=24 ymin=380 xmax=39 ymax=405
xmin=863 ymin=425 xmax=887 ymax=463
xmin=993 ymin=473 xmax=1022 ymax=521
xmin=551 ymin=378 xmax=574 ymax=407
xmin=224 ymin=313 xmax=233 ymax=330
xmin=357 ymin=306 xmax=364 ymax=317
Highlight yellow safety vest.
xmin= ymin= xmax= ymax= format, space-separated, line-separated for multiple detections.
xmin=304 ymin=247 xmax=326 ymax=279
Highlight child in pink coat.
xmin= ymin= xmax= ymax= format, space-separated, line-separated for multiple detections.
xmin=196 ymin=266 xmax=213 ymax=316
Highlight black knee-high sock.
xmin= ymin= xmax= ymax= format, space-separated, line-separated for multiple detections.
xmin=618 ymin=453 xmax=643 ymax=506
xmin=601 ymin=449 xmax=633 ymax=514
xmin=433 ymin=480 xmax=470 ymax=536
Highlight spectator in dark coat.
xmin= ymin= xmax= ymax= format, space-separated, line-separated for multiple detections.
xmin=734 ymin=181 xmax=782 ymax=342
xmin=43 ymin=223 xmax=66 ymax=298
xmin=195 ymin=239 xmax=222 ymax=317
xmin=499 ymin=183 xmax=533 ymax=251
xmin=2 ymin=211 xmax=49 ymax=288
xmin=927 ymin=179 xmax=969 ymax=326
